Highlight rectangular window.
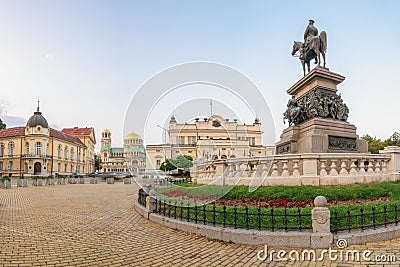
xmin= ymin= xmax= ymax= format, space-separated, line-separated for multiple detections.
xmin=156 ymin=150 xmax=160 ymax=153
xmin=156 ymin=160 xmax=161 ymax=167
xmin=179 ymin=136 xmax=185 ymax=144
xmin=64 ymin=164 xmax=67 ymax=172
xmin=0 ymin=161 xmax=3 ymax=170
xmin=58 ymin=163 xmax=61 ymax=172
xmin=8 ymin=161 xmax=13 ymax=170
xmin=222 ymin=148 xmax=226 ymax=151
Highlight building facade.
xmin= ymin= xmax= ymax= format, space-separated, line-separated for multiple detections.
xmin=100 ymin=130 xmax=146 ymax=174
xmin=146 ymin=115 xmax=273 ymax=171
xmin=0 ymin=107 xmax=96 ymax=177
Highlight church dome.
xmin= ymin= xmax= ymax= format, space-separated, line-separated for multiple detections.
xmin=125 ymin=132 xmax=142 ymax=139
xmin=26 ymin=108 xmax=49 ymax=128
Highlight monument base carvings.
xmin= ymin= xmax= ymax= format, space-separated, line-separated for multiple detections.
xmin=277 ymin=67 xmax=368 ymax=154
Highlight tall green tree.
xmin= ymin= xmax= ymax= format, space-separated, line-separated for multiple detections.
xmin=384 ymin=132 xmax=400 ymax=146
xmin=160 ymin=159 xmax=177 ymax=173
xmin=174 ymin=155 xmax=193 ymax=171
xmin=0 ymin=118 xmax=5 ymax=130
xmin=361 ymin=134 xmax=385 ymax=154
xmin=94 ymin=154 xmax=102 ymax=171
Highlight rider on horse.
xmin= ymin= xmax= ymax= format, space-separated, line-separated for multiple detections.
xmin=304 ymin=19 xmax=319 ymax=64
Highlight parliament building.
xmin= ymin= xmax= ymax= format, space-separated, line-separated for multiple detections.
xmin=146 ymin=115 xmax=274 ymax=171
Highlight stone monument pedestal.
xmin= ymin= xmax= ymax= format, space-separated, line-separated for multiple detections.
xmin=277 ymin=66 xmax=368 ymax=154
xmin=276 ymin=118 xmax=368 ymax=154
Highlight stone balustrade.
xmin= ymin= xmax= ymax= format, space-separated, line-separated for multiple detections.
xmin=191 ymin=146 xmax=400 ymax=186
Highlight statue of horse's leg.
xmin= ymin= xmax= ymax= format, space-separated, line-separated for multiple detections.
xmin=302 ymin=60 xmax=306 ymax=76
xmin=321 ymin=52 xmax=326 ymax=68
xmin=315 ymin=50 xmax=321 ymax=66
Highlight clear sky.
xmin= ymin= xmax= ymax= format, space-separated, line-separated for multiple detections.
xmin=0 ymin=1 xmax=399 ymax=151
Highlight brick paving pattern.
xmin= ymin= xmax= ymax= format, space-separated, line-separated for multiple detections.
xmin=0 ymin=183 xmax=399 ymax=266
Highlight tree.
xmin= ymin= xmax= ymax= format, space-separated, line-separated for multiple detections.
xmin=384 ymin=132 xmax=400 ymax=146
xmin=0 ymin=118 xmax=5 ymax=130
xmin=94 ymin=154 xmax=102 ymax=171
xmin=174 ymin=155 xmax=193 ymax=171
xmin=361 ymin=134 xmax=384 ymax=154
xmin=159 ymin=159 xmax=177 ymax=173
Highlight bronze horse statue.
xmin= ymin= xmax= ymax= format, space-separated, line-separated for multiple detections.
xmin=291 ymin=31 xmax=327 ymax=76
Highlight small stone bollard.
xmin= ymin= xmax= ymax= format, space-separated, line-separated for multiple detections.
xmin=1 ymin=180 xmax=11 ymax=189
xmin=311 ymin=196 xmax=333 ymax=248
xmin=47 ymin=178 xmax=55 ymax=185
xmin=124 ymin=178 xmax=132 ymax=184
xmin=17 ymin=179 xmax=28 ymax=187
xmin=90 ymin=177 xmax=98 ymax=184
xmin=146 ymin=189 xmax=157 ymax=213
xmin=58 ymin=178 xmax=66 ymax=185
xmin=32 ymin=179 xmax=43 ymax=186
xmin=106 ymin=177 xmax=114 ymax=184
xmin=79 ymin=177 xmax=85 ymax=184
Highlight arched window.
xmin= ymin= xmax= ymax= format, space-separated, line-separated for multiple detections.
xmin=25 ymin=163 xmax=29 ymax=173
xmin=70 ymin=148 xmax=74 ymax=160
xmin=35 ymin=142 xmax=41 ymax=156
xmin=25 ymin=142 xmax=29 ymax=155
xmin=64 ymin=147 xmax=68 ymax=159
xmin=8 ymin=142 xmax=15 ymax=156
xmin=0 ymin=144 xmax=4 ymax=157
xmin=57 ymin=145 xmax=61 ymax=159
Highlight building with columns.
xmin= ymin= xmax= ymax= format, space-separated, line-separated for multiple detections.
xmin=100 ymin=129 xmax=146 ymax=174
xmin=0 ymin=106 xmax=96 ymax=177
xmin=146 ymin=115 xmax=273 ymax=171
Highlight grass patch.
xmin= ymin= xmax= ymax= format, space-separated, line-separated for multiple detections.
xmin=159 ymin=180 xmax=400 ymax=202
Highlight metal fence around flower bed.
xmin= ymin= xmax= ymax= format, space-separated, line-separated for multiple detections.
xmin=154 ymin=199 xmax=312 ymax=231
xmin=138 ymin=189 xmax=148 ymax=206
xmin=331 ymin=203 xmax=400 ymax=233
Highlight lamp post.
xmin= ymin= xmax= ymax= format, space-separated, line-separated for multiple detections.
xmin=156 ymin=125 xmax=167 ymax=144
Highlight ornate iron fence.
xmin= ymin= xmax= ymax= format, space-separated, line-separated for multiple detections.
xmin=154 ymin=199 xmax=312 ymax=231
xmin=331 ymin=203 xmax=400 ymax=233
xmin=138 ymin=188 xmax=148 ymax=207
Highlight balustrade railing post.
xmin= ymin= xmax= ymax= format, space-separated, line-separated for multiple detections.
xmin=145 ymin=189 xmax=157 ymax=214
xmin=311 ymin=196 xmax=333 ymax=249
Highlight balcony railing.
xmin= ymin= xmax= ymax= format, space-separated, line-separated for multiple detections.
xmin=22 ymin=154 xmax=53 ymax=159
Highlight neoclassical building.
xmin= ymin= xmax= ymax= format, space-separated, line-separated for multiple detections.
xmin=0 ymin=106 xmax=96 ymax=177
xmin=146 ymin=115 xmax=274 ymax=171
xmin=100 ymin=130 xmax=146 ymax=174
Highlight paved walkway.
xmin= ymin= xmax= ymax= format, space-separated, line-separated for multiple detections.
xmin=0 ymin=183 xmax=399 ymax=266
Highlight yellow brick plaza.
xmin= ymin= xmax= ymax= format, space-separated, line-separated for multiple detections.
xmin=0 ymin=106 xmax=96 ymax=177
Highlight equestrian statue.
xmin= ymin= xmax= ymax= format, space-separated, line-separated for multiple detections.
xmin=291 ymin=19 xmax=327 ymax=76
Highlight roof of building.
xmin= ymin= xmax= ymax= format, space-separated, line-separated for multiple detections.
xmin=26 ymin=109 xmax=49 ymax=128
xmin=111 ymin=147 xmax=124 ymax=153
xmin=102 ymin=129 xmax=110 ymax=133
xmin=125 ymin=132 xmax=142 ymax=139
xmin=0 ymin=127 xmax=25 ymax=138
xmin=61 ymin=127 xmax=93 ymax=136
xmin=0 ymin=126 xmax=84 ymax=146
xmin=50 ymin=129 xmax=85 ymax=146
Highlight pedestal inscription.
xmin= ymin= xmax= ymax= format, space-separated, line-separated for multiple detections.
xmin=328 ymin=136 xmax=356 ymax=151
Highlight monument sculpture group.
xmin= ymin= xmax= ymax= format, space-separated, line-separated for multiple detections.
xmin=277 ymin=20 xmax=367 ymax=154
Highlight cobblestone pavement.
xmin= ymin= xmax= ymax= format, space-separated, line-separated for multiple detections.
xmin=0 ymin=183 xmax=399 ymax=266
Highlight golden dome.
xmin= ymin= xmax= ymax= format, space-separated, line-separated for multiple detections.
xmin=102 ymin=129 xmax=111 ymax=133
xmin=125 ymin=132 xmax=142 ymax=139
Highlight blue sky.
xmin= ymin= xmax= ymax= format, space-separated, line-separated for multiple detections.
xmin=0 ymin=1 xmax=399 ymax=151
